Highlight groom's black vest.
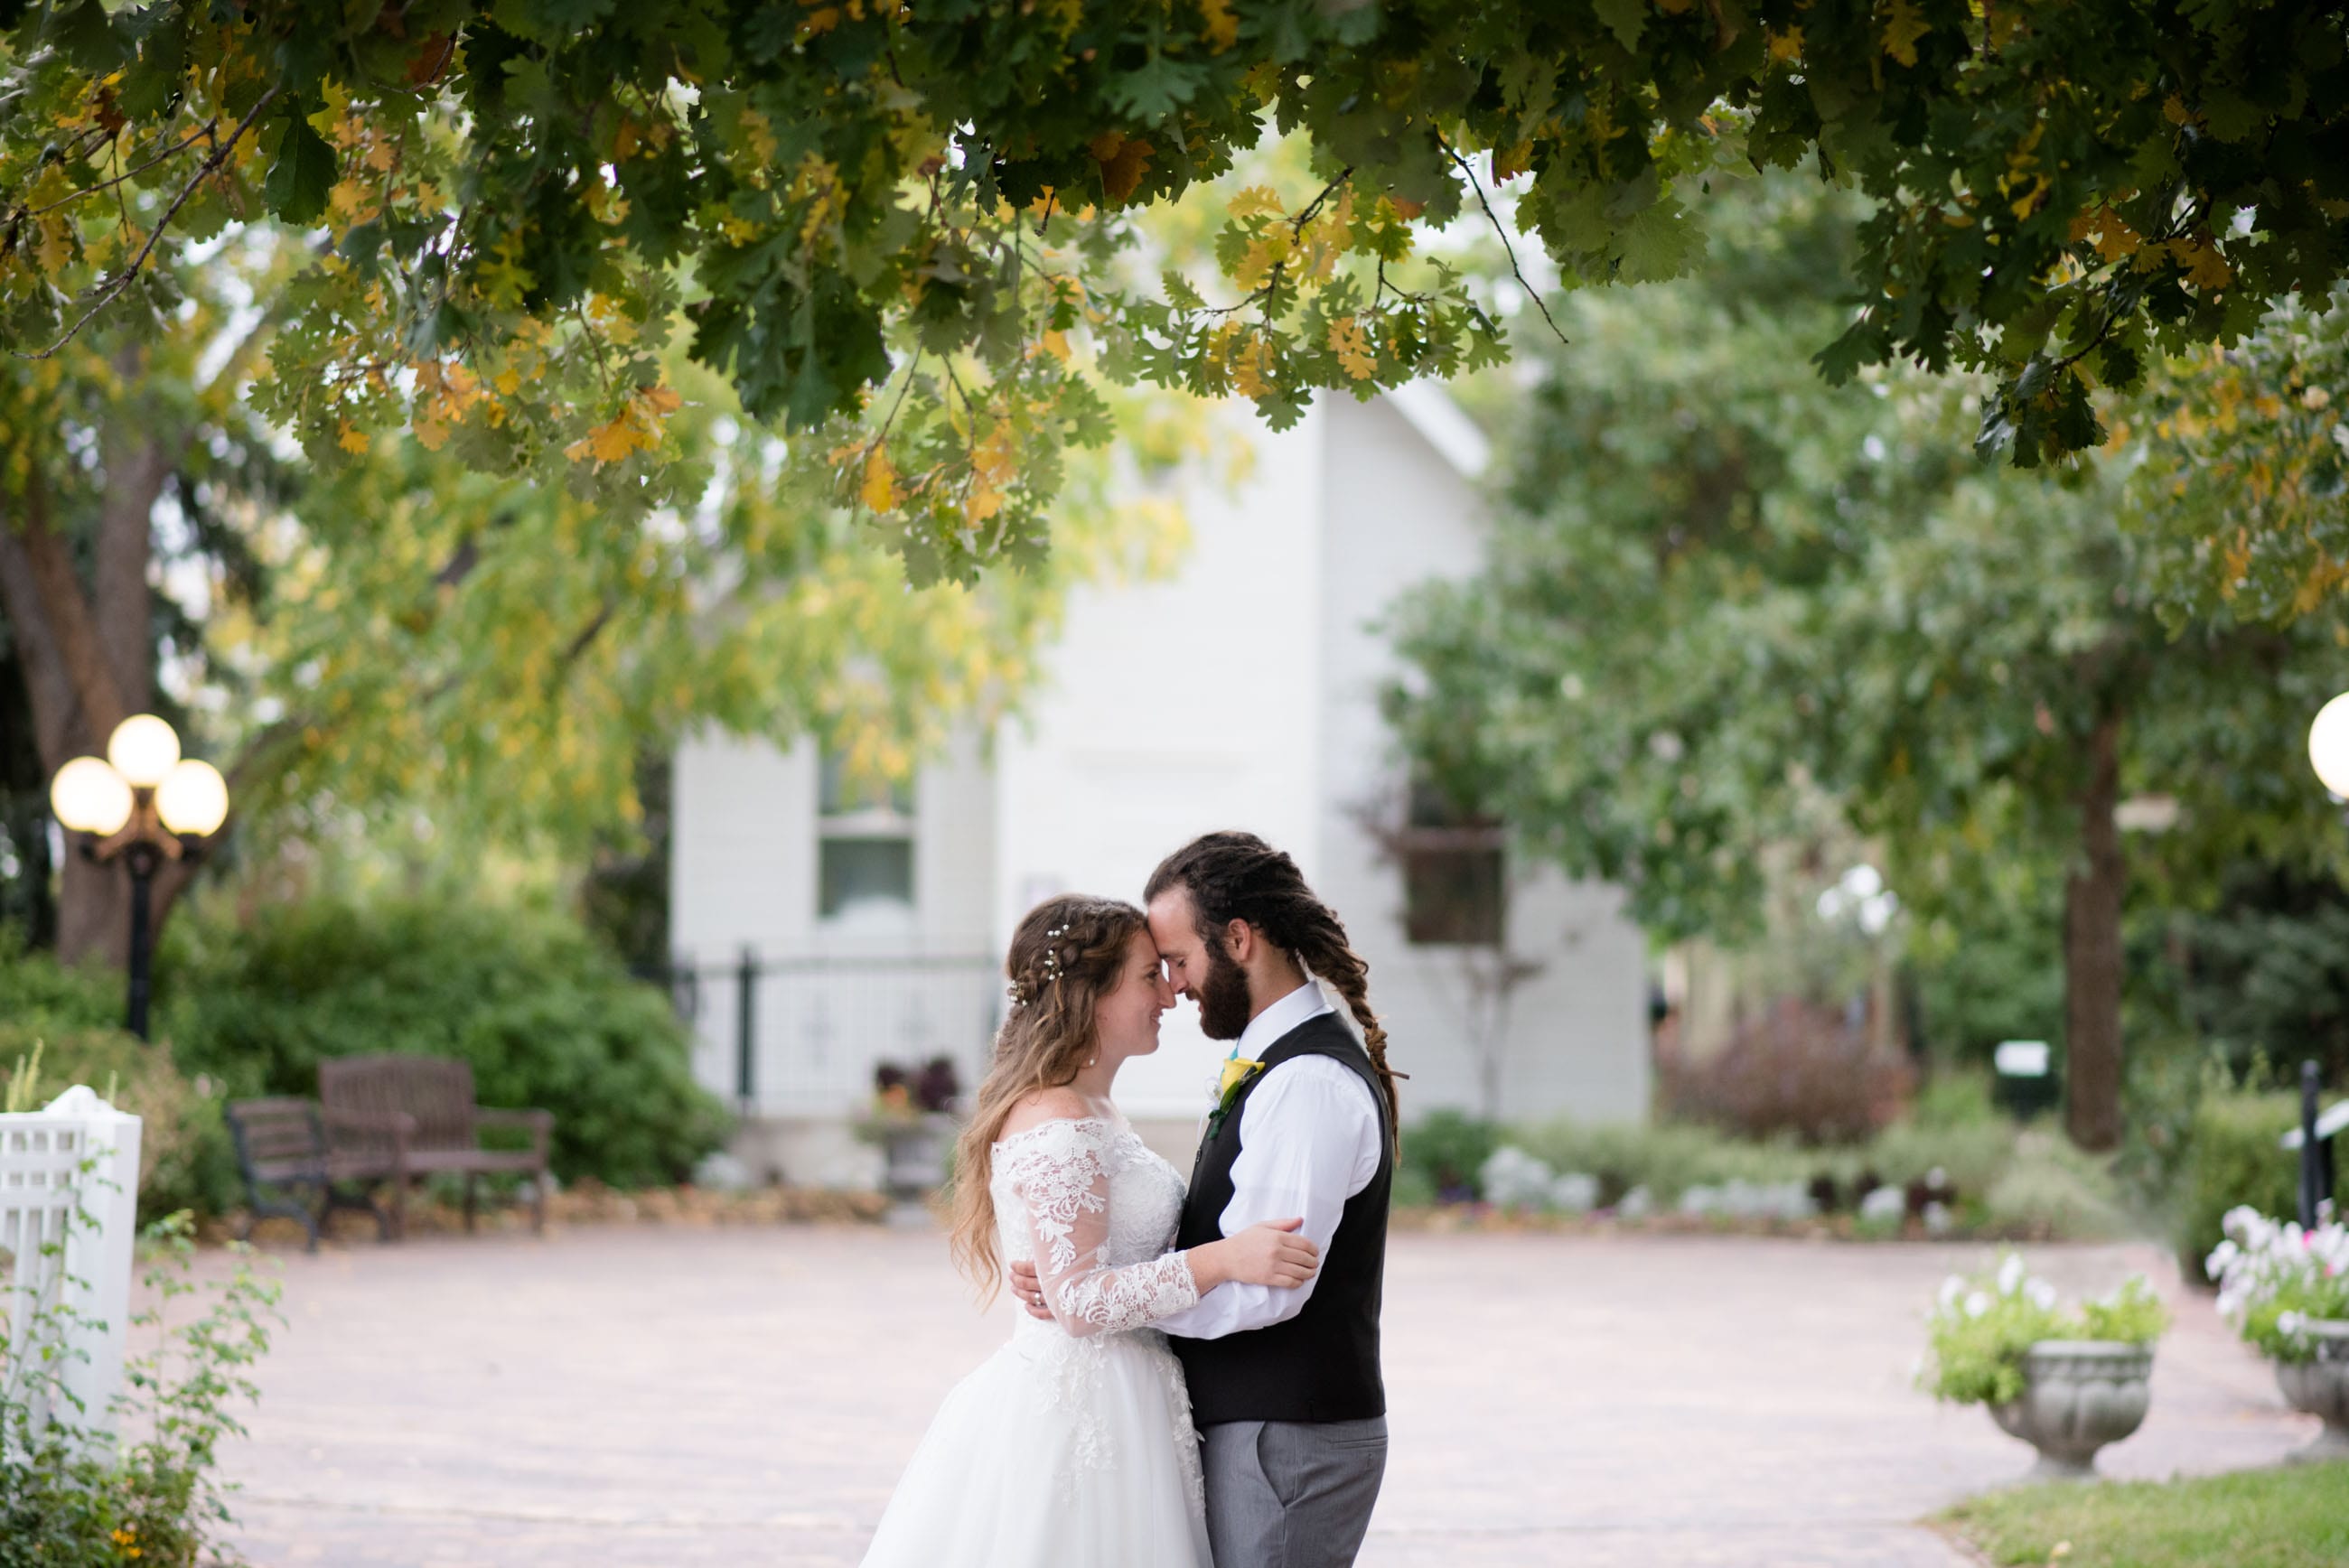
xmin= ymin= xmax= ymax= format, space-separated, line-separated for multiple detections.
xmin=1172 ymin=1013 xmax=1392 ymax=1425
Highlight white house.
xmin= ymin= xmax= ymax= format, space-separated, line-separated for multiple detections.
xmin=669 ymin=386 xmax=1651 ymax=1184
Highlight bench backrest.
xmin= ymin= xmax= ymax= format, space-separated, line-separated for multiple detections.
xmin=224 ymin=1097 xmax=325 ymax=1181
xmin=319 ymin=1056 xmax=480 ymax=1153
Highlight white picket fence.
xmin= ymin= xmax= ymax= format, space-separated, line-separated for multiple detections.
xmin=0 ymin=1087 xmax=143 ymax=1442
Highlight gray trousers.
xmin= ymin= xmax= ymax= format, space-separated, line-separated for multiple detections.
xmin=1200 ymin=1417 xmax=1387 ymax=1568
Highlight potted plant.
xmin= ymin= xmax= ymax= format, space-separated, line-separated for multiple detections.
xmin=854 ymin=1057 xmax=961 ymax=1208
xmin=2205 ymin=1206 xmax=2349 ymax=1462
xmin=1919 ymin=1252 xmax=2170 ymax=1479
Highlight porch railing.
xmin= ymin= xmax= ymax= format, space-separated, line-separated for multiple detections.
xmin=659 ymin=952 xmax=999 ymax=1117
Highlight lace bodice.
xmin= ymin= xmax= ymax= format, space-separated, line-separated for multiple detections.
xmin=991 ymin=1116 xmax=1198 ymax=1338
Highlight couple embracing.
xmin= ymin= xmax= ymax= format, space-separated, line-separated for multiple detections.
xmin=862 ymin=831 xmax=1402 ymax=1568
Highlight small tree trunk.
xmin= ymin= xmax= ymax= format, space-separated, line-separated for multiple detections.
xmin=2064 ymin=714 xmax=2126 ymax=1151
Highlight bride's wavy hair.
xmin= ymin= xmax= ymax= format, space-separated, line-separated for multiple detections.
xmin=948 ymin=893 xmax=1147 ymax=1302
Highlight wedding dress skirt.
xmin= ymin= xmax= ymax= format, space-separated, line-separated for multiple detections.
xmin=862 ymin=1116 xmax=1210 ymax=1567
xmin=858 ymin=1315 xmax=1209 ymax=1567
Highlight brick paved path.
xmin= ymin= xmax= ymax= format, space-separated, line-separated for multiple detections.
xmin=191 ymin=1225 xmax=2314 ymax=1568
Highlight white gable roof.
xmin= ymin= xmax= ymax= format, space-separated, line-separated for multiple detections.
xmin=1382 ymin=380 xmax=1492 ymax=480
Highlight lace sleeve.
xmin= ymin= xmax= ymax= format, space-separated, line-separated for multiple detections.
xmin=999 ymin=1119 xmax=1200 ymax=1339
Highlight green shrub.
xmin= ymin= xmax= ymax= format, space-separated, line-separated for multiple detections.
xmin=1401 ymin=1109 xmax=1500 ymax=1199
xmin=2173 ymin=1087 xmax=2301 ymax=1276
xmin=156 ymin=894 xmax=730 ymax=1190
xmin=1863 ymin=1116 xmax=2017 ymax=1199
xmin=0 ymin=1023 xmax=242 ymax=1221
xmin=1389 ymin=1163 xmax=1437 ymax=1209
xmin=1512 ymin=1117 xmax=1824 ymax=1203
xmin=0 ymin=925 xmax=120 ymax=1032
xmin=1 ymin=1214 xmax=277 ymax=1566
xmin=1503 ymin=1106 xmax=2032 ymax=1214
xmin=1982 ymin=1134 xmax=2131 ymax=1240
xmin=1912 ymin=1069 xmax=2002 ymax=1130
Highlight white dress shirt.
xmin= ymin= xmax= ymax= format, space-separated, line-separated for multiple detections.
xmin=1156 ymin=979 xmax=1384 ymax=1341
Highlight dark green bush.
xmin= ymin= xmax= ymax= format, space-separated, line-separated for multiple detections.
xmin=0 ymin=924 xmax=120 ymax=1032
xmin=1403 ymin=1108 xmax=1500 ymax=1199
xmin=155 ymin=895 xmax=730 ymax=1190
xmin=2172 ymin=1086 xmax=2302 ymax=1278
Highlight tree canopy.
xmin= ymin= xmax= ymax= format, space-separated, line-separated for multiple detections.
xmin=1382 ymin=171 xmax=2349 ymax=1147
xmin=0 ymin=222 xmax=1201 ymax=963
xmin=4 ymin=0 xmax=2344 ymax=593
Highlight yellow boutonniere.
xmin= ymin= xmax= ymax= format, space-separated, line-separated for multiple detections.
xmin=1204 ymin=1054 xmax=1266 ymax=1143
xmin=1218 ymin=1056 xmax=1265 ymax=1101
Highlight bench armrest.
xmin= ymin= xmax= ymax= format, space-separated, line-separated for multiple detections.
xmin=473 ymin=1106 xmax=554 ymax=1158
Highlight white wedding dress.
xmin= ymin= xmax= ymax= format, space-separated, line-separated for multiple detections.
xmin=860 ymin=1115 xmax=1210 ymax=1567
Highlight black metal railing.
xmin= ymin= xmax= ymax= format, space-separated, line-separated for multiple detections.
xmin=655 ymin=951 xmax=999 ymax=1116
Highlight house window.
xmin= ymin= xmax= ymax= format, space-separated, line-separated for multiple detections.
xmin=1397 ymin=781 xmax=1505 ymax=947
xmin=818 ymin=753 xmax=915 ymax=920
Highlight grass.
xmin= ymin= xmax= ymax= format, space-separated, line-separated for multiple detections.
xmin=1937 ymin=1462 xmax=2349 ymax=1567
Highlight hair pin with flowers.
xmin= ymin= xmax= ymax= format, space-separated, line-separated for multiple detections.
xmin=1007 ymin=924 xmax=1071 ymax=1012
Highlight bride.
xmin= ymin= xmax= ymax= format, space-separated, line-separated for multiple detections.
xmin=860 ymin=894 xmax=1321 ymax=1567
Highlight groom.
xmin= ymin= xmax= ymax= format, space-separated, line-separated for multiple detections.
xmin=1012 ymin=830 xmax=1399 ymax=1567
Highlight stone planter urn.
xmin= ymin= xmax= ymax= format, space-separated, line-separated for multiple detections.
xmin=877 ymin=1113 xmax=955 ymax=1213
xmin=2274 ymin=1319 xmax=2349 ymax=1464
xmin=1989 ymin=1340 xmax=2154 ymax=1479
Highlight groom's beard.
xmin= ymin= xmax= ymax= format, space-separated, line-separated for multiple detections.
xmin=1194 ymin=939 xmax=1255 ymax=1041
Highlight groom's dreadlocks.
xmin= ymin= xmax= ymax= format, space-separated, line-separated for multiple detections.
xmin=1146 ymin=831 xmax=1402 ymax=1155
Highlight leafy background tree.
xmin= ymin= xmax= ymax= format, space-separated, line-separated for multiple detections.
xmin=1382 ymin=169 xmax=2349 ymax=1150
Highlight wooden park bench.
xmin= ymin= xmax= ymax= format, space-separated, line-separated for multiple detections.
xmin=318 ymin=1056 xmax=555 ymax=1237
xmin=223 ymin=1097 xmax=396 ymax=1254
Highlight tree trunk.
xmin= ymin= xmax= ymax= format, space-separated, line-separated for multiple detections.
xmin=2064 ymin=714 xmax=2126 ymax=1151
xmin=0 ymin=439 xmax=183 ymax=971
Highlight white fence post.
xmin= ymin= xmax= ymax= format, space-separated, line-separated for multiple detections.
xmin=0 ymin=1085 xmax=143 ymax=1445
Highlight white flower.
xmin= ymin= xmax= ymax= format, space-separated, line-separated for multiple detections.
xmin=1938 ymin=1275 xmax=1966 ymax=1310
xmin=1964 ymin=1290 xmax=1991 ymax=1320
xmin=2026 ymin=1279 xmax=2060 ymax=1311
xmin=1998 ymin=1254 xmax=2026 ymax=1296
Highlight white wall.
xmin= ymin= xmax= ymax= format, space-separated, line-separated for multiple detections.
xmin=669 ymin=386 xmax=1655 ymax=1150
xmin=994 ymin=405 xmax=1331 ymax=1115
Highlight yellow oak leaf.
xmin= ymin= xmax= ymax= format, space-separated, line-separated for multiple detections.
xmin=1227 ymin=184 xmax=1287 ymax=219
xmin=414 ymin=417 xmax=450 ymax=451
xmin=33 ymin=212 xmax=74 ymax=273
xmin=1091 ymin=134 xmax=1156 ymax=205
xmin=1768 ymin=27 xmax=1804 ymax=62
xmin=586 ymin=415 xmax=640 ymax=463
xmin=1197 ymin=0 xmax=1238 ymax=52
xmin=337 ymin=422 xmax=371 ymax=455
xmin=638 ymin=383 xmax=683 ymax=415
xmin=2172 ymin=236 xmax=2232 ymax=290
xmin=1492 ymin=142 xmax=1536 ymax=182
xmin=1327 ymin=316 xmax=1377 ymax=381
xmin=1882 ymin=0 xmax=1929 ymax=67
xmin=1232 ymin=229 xmax=1292 ymax=292
xmin=1231 ymin=333 xmax=1276 ymax=399
xmin=860 ymin=446 xmax=900 ymax=512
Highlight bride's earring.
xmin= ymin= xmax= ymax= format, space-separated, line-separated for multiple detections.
xmin=1085 ymin=1053 xmax=1099 ymax=1067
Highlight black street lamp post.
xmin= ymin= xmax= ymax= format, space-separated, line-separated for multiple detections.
xmin=48 ymin=715 xmax=229 ymax=1041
